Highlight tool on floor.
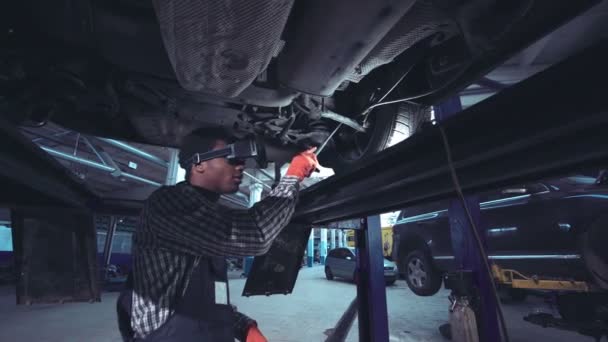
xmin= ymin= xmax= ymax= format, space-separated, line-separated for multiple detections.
xmin=325 ymin=296 xmax=358 ymax=342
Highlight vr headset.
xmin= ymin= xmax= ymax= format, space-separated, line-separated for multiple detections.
xmin=184 ymin=138 xmax=267 ymax=169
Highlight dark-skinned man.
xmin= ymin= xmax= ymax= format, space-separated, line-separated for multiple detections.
xmin=121 ymin=127 xmax=319 ymax=342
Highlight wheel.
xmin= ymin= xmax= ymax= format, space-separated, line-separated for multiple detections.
xmin=403 ymin=249 xmax=442 ymax=296
xmin=325 ymin=266 xmax=334 ymax=280
xmin=320 ymin=103 xmax=430 ymax=173
xmin=581 ymin=218 xmax=608 ymax=289
xmin=386 ymin=279 xmax=396 ymax=286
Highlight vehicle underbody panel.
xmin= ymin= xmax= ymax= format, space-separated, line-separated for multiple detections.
xmin=153 ymin=0 xmax=294 ymax=97
xmin=0 ymin=0 xmax=601 ymax=164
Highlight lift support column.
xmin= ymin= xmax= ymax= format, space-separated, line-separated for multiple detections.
xmin=436 ymin=97 xmax=500 ymax=341
xmin=355 ymin=215 xmax=389 ymax=341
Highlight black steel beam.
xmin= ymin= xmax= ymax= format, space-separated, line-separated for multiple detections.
xmin=295 ymin=40 xmax=608 ymax=225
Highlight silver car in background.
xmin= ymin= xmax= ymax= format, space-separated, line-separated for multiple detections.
xmin=325 ymin=247 xmax=397 ymax=285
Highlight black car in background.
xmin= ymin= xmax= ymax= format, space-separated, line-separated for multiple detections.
xmin=392 ymin=174 xmax=608 ymax=296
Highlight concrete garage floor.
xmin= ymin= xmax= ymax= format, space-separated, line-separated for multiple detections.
xmin=0 ymin=266 xmax=594 ymax=342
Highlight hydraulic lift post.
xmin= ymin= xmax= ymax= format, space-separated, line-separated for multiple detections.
xmin=435 ymin=97 xmax=501 ymax=341
xmin=355 ymin=215 xmax=390 ymax=341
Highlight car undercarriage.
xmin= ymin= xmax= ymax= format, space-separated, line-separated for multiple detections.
xmin=0 ymin=0 xmax=600 ymax=170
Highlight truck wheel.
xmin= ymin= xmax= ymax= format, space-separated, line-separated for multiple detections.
xmin=403 ymin=249 xmax=442 ymax=296
xmin=581 ymin=218 xmax=608 ymax=290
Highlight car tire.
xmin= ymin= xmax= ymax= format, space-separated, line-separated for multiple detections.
xmin=386 ymin=279 xmax=396 ymax=286
xmin=581 ymin=218 xmax=608 ymax=290
xmin=325 ymin=266 xmax=334 ymax=280
xmin=320 ymin=103 xmax=430 ymax=173
xmin=403 ymin=249 xmax=442 ymax=296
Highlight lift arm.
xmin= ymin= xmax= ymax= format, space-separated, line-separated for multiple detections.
xmin=492 ymin=265 xmax=591 ymax=292
xmin=244 ymin=40 xmax=608 ymax=299
xmin=294 ymin=39 xmax=608 ymax=225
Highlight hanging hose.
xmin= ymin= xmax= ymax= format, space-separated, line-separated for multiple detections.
xmin=438 ymin=125 xmax=510 ymax=342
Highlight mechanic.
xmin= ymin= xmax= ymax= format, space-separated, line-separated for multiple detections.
xmin=119 ymin=127 xmax=319 ymax=342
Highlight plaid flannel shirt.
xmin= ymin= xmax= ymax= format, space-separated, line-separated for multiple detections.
xmin=131 ymin=176 xmax=300 ymax=340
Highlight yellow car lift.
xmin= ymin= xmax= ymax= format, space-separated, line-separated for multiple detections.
xmin=491 ymin=264 xmax=592 ymax=292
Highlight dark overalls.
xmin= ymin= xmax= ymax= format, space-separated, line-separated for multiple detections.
xmin=118 ymin=257 xmax=235 ymax=341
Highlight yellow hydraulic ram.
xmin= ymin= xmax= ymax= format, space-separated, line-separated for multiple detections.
xmin=491 ymin=264 xmax=591 ymax=292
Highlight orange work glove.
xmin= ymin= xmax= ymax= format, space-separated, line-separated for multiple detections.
xmin=246 ymin=325 xmax=268 ymax=342
xmin=285 ymin=147 xmax=320 ymax=181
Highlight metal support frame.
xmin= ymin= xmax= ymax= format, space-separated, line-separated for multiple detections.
xmin=40 ymin=145 xmax=162 ymax=187
xmin=99 ymin=149 xmax=123 ymax=178
xmin=73 ymin=133 xmax=81 ymax=156
xmin=101 ymin=216 xmax=118 ymax=282
xmin=0 ymin=117 xmax=96 ymax=208
xmin=248 ymin=181 xmax=264 ymax=207
xmin=244 ymin=171 xmax=272 ymax=190
xmin=39 ymin=144 xmax=249 ymax=207
xmin=243 ymin=40 xmax=608 ymax=342
xmin=492 ymin=265 xmax=590 ymax=292
xmin=82 ymin=136 xmax=107 ymax=166
xmin=31 ymin=130 xmax=72 ymax=143
xmin=436 ymin=96 xmax=500 ymax=341
xmin=98 ymin=138 xmax=169 ymax=168
xmin=165 ymin=149 xmax=179 ymax=186
xmin=355 ymin=215 xmax=389 ymax=342
xmin=258 ymin=168 xmax=275 ymax=181
xmin=293 ymin=40 xmax=608 ymax=225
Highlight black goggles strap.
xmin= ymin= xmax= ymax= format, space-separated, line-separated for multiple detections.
xmin=185 ymin=146 xmax=233 ymax=166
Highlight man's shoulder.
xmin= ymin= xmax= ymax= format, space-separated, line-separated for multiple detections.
xmin=146 ymin=183 xmax=185 ymax=204
xmin=145 ymin=182 xmax=207 ymax=210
